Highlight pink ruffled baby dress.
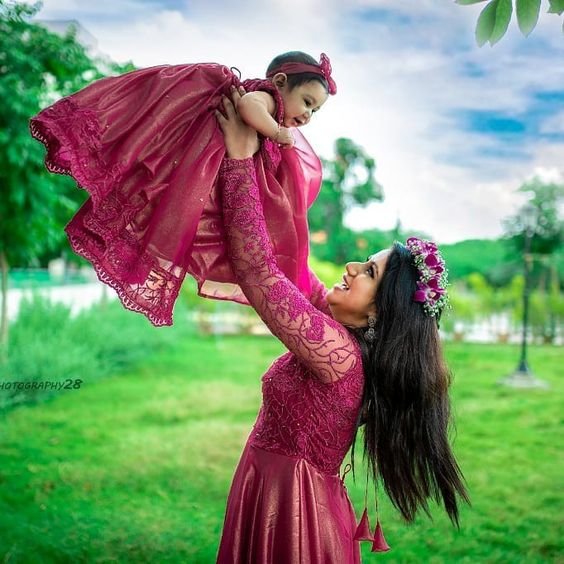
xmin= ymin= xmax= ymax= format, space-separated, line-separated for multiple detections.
xmin=30 ymin=63 xmax=322 ymax=325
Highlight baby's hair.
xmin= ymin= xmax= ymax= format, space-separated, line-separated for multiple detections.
xmin=267 ymin=51 xmax=329 ymax=93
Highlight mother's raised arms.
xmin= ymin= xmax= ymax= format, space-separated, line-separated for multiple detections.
xmin=215 ymin=87 xmax=260 ymax=160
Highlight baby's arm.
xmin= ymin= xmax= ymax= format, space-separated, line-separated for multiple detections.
xmin=237 ymin=91 xmax=294 ymax=146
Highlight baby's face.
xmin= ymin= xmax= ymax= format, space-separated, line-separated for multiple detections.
xmin=278 ymin=80 xmax=329 ymax=128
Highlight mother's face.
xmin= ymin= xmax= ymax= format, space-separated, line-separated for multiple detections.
xmin=326 ymin=249 xmax=391 ymax=327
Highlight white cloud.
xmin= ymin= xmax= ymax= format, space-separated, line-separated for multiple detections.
xmin=528 ymin=165 xmax=564 ymax=184
xmin=34 ymin=0 xmax=564 ymax=243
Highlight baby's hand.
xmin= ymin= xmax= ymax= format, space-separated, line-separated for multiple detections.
xmin=274 ymin=126 xmax=295 ymax=148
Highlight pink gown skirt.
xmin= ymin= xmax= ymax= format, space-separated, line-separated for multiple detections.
xmin=29 ymin=64 xmax=321 ymax=326
xmin=217 ymin=443 xmax=361 ymax=564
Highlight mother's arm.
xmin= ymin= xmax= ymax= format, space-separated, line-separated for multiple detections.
xmin=216 ymin=88 xmax=332 ymax=317
xmin=216 ymin=90 xmax=359 ymax=384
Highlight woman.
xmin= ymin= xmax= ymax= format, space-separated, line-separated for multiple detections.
xmin=213 ymin=87 xmax=470 ymax=563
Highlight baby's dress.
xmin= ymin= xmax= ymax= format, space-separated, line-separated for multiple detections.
xmin=29 ymin=64 xmax=322 ymax=326
xmin=216 ymin=157 xmax=365 ymax=564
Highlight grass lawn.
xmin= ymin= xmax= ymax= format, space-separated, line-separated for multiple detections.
xmin=0 ymin=335 xmax=562 ymax=563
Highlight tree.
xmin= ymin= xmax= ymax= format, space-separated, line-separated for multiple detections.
xmin=442 ymin=280 xmax=480 ymax=339
xmin=308 ymin=138 xmax=383 ymax=263
xmin=455 ymin=0 xmax=564 ymax=45
xmin=0 ymin=0 xmax=133 ymax=359
xmin=504 ymin=177 xmax=564 ymax=257
xmin=502 ymin=177 xmax=564 ymax=343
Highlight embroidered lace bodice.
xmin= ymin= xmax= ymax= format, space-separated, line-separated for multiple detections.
xmin=220 ymin=158 xmax=365 ymax=476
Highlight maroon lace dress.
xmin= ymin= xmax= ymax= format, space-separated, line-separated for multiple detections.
xmin=29 ymin=64 xmax=322 ymax=326
xmin=216 ymin=158 xmax=365 ymax=564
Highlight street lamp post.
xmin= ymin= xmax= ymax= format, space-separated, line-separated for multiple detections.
xmin=517 ymin=206 xmax=534 ymax=374
xmin=500 ymin=203 xmax=549 ymax=389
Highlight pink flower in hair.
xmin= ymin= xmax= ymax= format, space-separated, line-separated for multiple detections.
xmin=405 ymin=236 xmax=449 ymax=317
xmin=414 ymin=278 xmax=445 ymax=304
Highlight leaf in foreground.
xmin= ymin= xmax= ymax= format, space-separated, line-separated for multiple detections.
xmin=516 ymin=0 xmax=542 ymax=36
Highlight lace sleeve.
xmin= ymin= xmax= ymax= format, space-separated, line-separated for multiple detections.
xmin=220 ymin=157 xmax=360 ymax=384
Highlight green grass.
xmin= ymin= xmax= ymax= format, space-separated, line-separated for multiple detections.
xmin=0 ymin=337 xmax=562 ymax=563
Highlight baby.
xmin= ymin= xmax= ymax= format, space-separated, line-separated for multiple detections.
xmin=238 ymin=51 xmax=336 ymax=147
xmin=30 ymin=51 xmax=337 ymax=326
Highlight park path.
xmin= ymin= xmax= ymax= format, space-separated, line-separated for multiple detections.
xmin=5 ymin=271 xmax=560 ymax=344
xmin=5 ymin=280 xmax=116 ymax=322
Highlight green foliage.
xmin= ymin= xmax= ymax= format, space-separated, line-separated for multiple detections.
xmin=443 ymin=269 xmax=563 ymax=343
xmin=0 ymin=0 xmax=136 ymax=268
xmin=440 ymin=282 xmax=479 ymax=335
xmin=456 ymin=0 xmax=564 ymax=44
xmin=443 ymin=273 xmax=519 ymax=336
xmin=468 ymin=272 xmax=523 ymax=314
xmin=491 ymin=0 xmax=514 ymax=42
xmin=476 ymin=0 xmax=513 ymax=46
xmin=179 ymin=276 xmax=222 ymax=313
xmin=0 ymin=0 xmax=136 ymax=352
xmin=511 ymin=260 xmax=564 ymax=341
xmin=466 ymin=272 xmax=496 ymax=311
xmin=437 ymin=177 xmax=563 ymax=291
xmin=178 ymin=275 xmax=265 ymax=335
xmin=310 ymin=226 xmax=412 ymax=269
xmin=0 ymin=0 xmax=96 ymax=266
xmin=548 ymin=0 xmax=564 ymax=14
xmin=440 ymin=238 xmax=516 ymax=284
xmin=500 ymin=178 xmax=563 ymax=340
xmin=527 ymin=287 xmax=564 ymax=341
xmin=516 ymin=0 xmax=542 ymax=34
xmin=475 ymin=1 xmax=498 ymax=45
xmin=308 ymin=137 xmax=383 ymax=263
xmin=308 ymin=255 xmax=343 ymax=288
xmin=503 ymin=177 xmax=564 ymax=257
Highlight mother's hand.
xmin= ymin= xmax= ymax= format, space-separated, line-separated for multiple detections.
xmin=216 ymin=87 xmax=260 ymax=160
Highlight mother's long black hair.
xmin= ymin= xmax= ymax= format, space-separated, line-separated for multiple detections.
xmin=348 ymin=242 xmax=470 ymax=526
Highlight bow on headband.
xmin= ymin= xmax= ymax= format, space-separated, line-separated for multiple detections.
xmin=317 ymin=53 xmax=337 ymax=95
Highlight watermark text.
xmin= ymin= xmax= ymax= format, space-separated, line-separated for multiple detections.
xmin=0 ymin=379 xmax=83 ymax=391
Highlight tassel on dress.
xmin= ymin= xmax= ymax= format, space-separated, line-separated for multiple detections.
xmin=353 ymin=507 xmax=390 ymax=553
xmin=341 ymin=463 xmax=391 ymax=553
xmin=371 ymin=519 xmax=390 ymax=553
xmin=353 ymin=508 xmax=372 ymax=542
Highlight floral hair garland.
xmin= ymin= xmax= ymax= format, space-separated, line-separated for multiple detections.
xmin=405 ymin=237 xmax=450 ymax=317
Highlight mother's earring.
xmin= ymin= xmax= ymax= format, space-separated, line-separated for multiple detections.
xmin=365 ymin=316 xmax=376 ymax=342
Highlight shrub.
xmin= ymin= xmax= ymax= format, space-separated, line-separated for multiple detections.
xmin=0 ymin=292 xmax=189 ymax=410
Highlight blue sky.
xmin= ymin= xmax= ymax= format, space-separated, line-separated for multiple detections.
xmin=34 ymin=0 xmax=564 ymax=244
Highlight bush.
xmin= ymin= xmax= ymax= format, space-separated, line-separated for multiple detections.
xmin=0 ymin=292 xmax=189 ymax=410
xmin=309 ymin=256 xmax=342 ymax=288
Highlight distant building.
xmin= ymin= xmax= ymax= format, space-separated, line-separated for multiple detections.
xmin=33 ymin=19 xmax=107 ymax=60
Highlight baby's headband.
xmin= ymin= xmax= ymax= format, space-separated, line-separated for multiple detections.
xmin=266 ymin=53 xmax=337 ymax=95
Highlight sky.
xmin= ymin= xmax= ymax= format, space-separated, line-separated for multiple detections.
xmin=33 ymin=0 xmax=564 ymax=244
